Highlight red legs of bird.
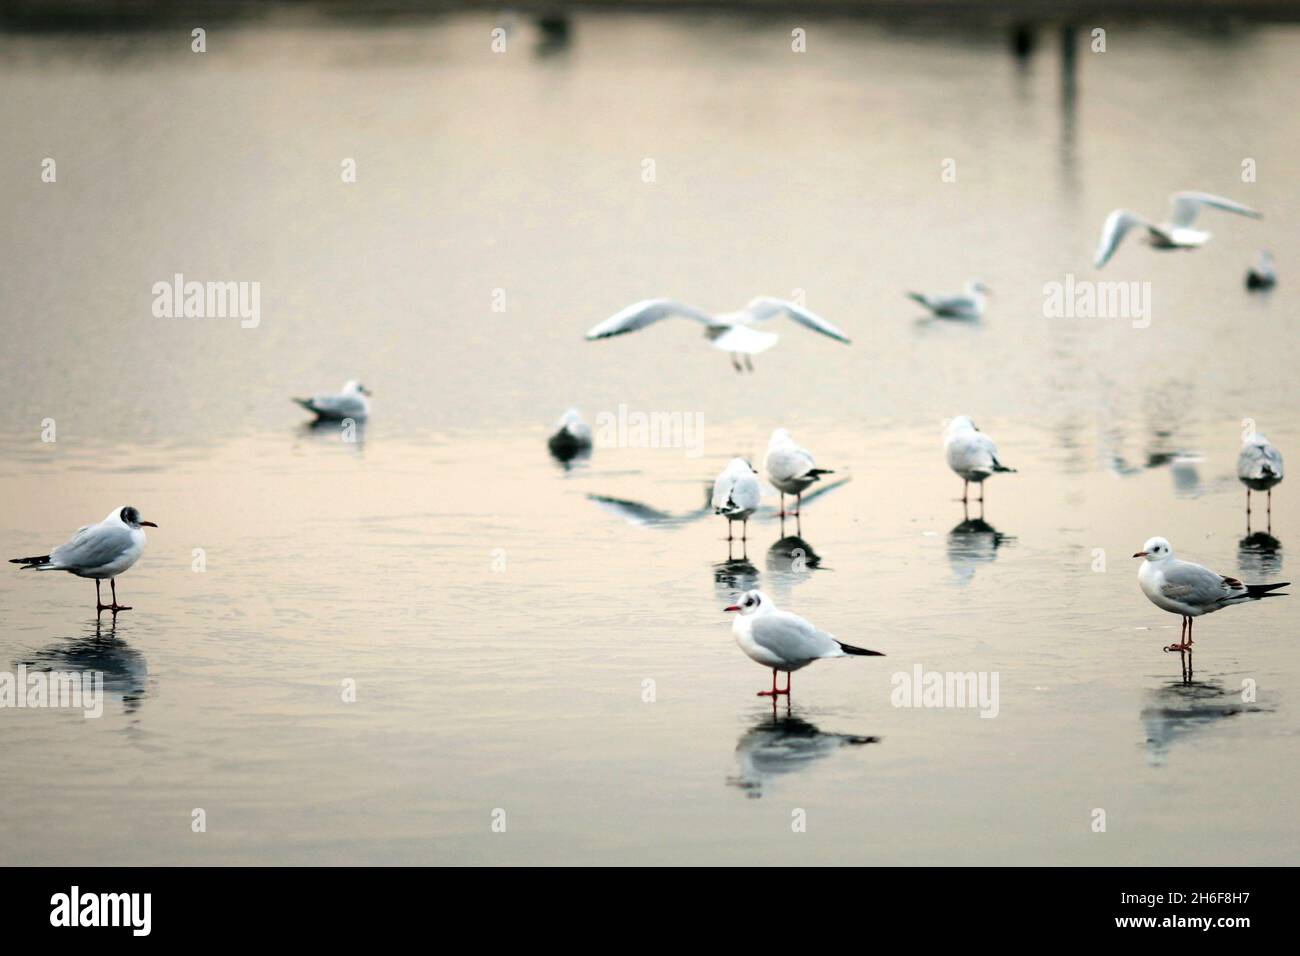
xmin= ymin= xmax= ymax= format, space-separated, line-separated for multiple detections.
xmin=757 ymin=668 xmax=791 ymax=697
xmin=1164 ymin=615 xmax=1194 ymax=653
xmin=958 ymin=479 xmax=969 ymax=505
xmin=96 ymin=578 xmax=131 ymax=615
xmin=1268 ymin=488 xmax=1273 ymax=532
xmin=731 ymin=353 xmax=743 ymax=373
xmin=743 ymin=354 xmax=754 ymax=372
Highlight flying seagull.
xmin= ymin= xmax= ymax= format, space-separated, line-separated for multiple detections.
xmin=1134 ymin=536 xmax=1288 ymax=653
xmin=585 ymin=297 xmax=850 ymax=372
xmin=726 ymin=589 xmax=883 ymax=697
xmin=906 ymin=280 xmax=990 ymax=319
xmin=1094 ymin=191 xmax=1262 ymax=268
xmin=10 ymin=506 xmax=157 ymax=613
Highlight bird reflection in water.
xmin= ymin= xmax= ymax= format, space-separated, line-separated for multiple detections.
xmin=727 ymin=706 xmax=880 ymax=797
xmin=947 ymin=512 xmax=1014 ymax=584
xmin=18 ymin=617 xmax=149 ymax=716
xmin=1238 ymin=531 xmax=1282 ymax=576
xmin=767 ymin=475 xmax=852 ymax=539
xmin=714 ymin=557 xmax=759 ymax=605
xmin=764 ymin=535 xmax=822 ymax=601
xmin=298 ymin=417 xmax=365 ymax=454
xmin=1141 ymin=673 xmax=1268 ymax=768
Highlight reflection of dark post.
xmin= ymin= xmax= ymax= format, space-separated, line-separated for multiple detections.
xmin=1059 ymin=25 xmax=1078 ymax=185
xmin=1011 ymin=22 xmax=1037 ymax=64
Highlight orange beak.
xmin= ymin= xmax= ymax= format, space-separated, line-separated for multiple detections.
xmin=1132 ymin=551 xmax=1147 ymax=558
xmin=724 ymin=605 xmax=740 ymax=613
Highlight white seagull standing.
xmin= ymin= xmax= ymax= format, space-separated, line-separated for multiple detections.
xmin=1134 ymin=536 xmax=1288 ymax=653
xmin=1238 ymin=433 xmax=1284 ymax=524
xmin=712 ymin=457 xmax=762 ymax=543
xmin=293 ymin=379 xmax=372 ymax=421
xmin=726 ymin=589 xmax=884 ymax=697
xmin=10 ymin=506 xmax=157 ymax=613
xmin=1094 ymin=191 xmax=1262 ymax=268
xmin=944 ymin=416 xmax=1016 ymax=507
xmin=585 ymin=297 xmax=851 ymax=372
xmin=906 ymin=280 xmax=990 ymax=319
xmin=764 ymin=428 xmax=834 ymax=518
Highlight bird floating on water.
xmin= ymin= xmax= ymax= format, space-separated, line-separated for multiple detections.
xmin=293 ymin=379 xmax=371 ymax=421
xmin=548 ymin=408 xmax=593 ymax=465
xmin=1246 ymin=250 xmax=1277 ymax=290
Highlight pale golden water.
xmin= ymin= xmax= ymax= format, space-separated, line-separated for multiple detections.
xmin=0 ymin=13 xmax=1297 ymax=864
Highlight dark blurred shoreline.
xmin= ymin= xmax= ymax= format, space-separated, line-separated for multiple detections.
xmin=6 ymin=0 xmax=1300 ymax=32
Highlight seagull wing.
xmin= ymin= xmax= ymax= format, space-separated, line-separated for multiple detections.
xmin=793 ymin=474 xmax=851 ymax=507
xmin=304 ymin=392 xmax=366 ymax=417
xmin=1095 ymin=209 xmax=1152 ymax=268
xmin=750 ymin=611 xmax=840 ymax=663
xmin=1167 ymin=192 xmax=1262 ymax=228
xmin=585 ymin=298 xmax=715 ymax=340
xmin=744 ymin=297 xmax=851 ymax=344
xmin=1159 ymin=560 xmax=1242 ymax=608
xmin=50 ymin=522 xmax=133 ymax=571
xmin=587 ymin=494 xmax=676 ymax=527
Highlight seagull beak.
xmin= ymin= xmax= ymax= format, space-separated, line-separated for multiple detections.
xmin=141 ymin=521 xmax=158 ymax=528
xmin=1132 ymin=551 xmax=1147 ymax=558
xmin=724 ymin=605 xmax=740 ymax=613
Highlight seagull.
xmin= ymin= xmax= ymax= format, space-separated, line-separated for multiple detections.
xmin=944 ymin=416 xmax=1016 ymax=507
xmin=1094 ymin=191 xmax=1262 ymax=268
xmin=1134 ymin=536 xmax=1288 ymax=653
xmin=906 ymin=280 xmax=990 ymax=319
xmin=712 ymin=458 xmax=762 ymax=543
xmin=1246 ymin=250 xmax=1277 ymax=290
xmin=764 ymin=428 xmax=834 ymax=518
xmin=293 ymin=379 xmax=371 ymax=421
xmin=1238 ymin=433 xmax=1284 ymax=524
xmin=547 ymin=408 xmax=593 ymax=464
xmin=584 ymin=297 xmax=851 ymax=372
xmin=725 ymin=589 xmax=883 ymax=697
xmin=10 ymin=506 xmax=157 ymax=613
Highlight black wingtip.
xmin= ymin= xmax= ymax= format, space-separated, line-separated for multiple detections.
xmin=838 ymin=641 xmax=885 ymax=657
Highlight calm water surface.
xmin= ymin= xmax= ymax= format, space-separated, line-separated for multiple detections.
xmin=1 ymin=13 xmax=1297 ymax=865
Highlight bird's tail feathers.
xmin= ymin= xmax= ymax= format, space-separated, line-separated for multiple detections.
xmin=906 ymin=292 xmax=929 ymax=307
xmin=992 ymin=459 xmax=1017 ymax=473
xmin=10 ymin=555 xmax=52 ymax=569
xmin=837 ymin=640 xmax=885 ymax=657
xmin=292 ymin=397 xmax=315 ymax=410
xmin=1246 ymin=582 xmax=1289 ymax=599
